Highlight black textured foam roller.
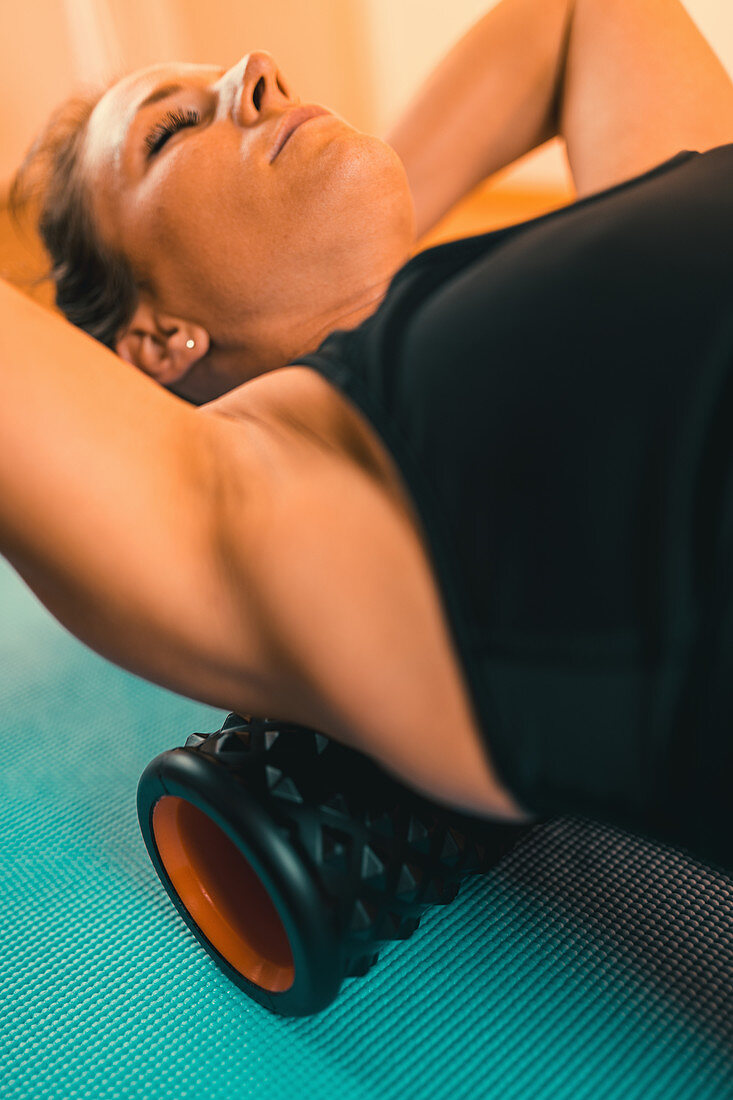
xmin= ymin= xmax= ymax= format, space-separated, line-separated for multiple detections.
xmin=137 ymin=712 xmax=539 ymax=1017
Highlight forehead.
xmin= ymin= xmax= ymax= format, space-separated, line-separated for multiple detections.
xmin=84 ymin=62 xmax=221 ymax=175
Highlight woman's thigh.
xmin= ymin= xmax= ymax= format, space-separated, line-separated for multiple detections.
xmin=560 ymin=0 xmax=733 ymax=198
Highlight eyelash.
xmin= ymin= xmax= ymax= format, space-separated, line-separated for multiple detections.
xmin=144 ymin=108 xmax=201 ymax=158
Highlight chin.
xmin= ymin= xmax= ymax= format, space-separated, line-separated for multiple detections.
xmin=315 ymin=128 xmax=415 ymax=231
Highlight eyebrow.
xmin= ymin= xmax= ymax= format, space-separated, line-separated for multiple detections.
xmin=136 ymin=82 xmax=184 ymax=116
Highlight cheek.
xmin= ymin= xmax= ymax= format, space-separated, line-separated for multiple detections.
xmin=146 ymin=146 xmax=288 ymax=314
xmin=143 ymin=157 xmax=261 ymax=321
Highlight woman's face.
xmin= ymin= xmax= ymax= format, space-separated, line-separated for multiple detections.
xmin=81 ymin=51 xmax=415 ymax=398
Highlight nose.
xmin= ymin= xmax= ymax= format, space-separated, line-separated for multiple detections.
xmin=224 ymin=51 xmax=295 ymax=126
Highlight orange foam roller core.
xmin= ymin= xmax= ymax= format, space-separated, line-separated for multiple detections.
xmin=152 ymin=795 xmax=296 ymax=992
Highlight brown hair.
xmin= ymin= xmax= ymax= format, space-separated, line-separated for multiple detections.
xmin=9 ymin=87 xmax=139 ymax=351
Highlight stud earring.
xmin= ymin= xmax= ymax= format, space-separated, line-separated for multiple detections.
xmin=185 ymin=338 xmax=195 ymax=350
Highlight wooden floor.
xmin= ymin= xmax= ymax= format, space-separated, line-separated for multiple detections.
xmin=0 ymin=178 xmax=575 ymax=317
xmin=418 ymin=180 xmax=574 ymax=249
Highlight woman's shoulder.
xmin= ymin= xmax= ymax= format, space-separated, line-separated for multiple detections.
xmin=201 ymin=362 xmax=410 ymax=509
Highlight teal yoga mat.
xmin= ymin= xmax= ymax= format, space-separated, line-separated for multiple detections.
xmin=1 ymin=553 xmax=732 ymax=1099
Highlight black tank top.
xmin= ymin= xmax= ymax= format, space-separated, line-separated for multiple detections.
xmin=292 ymin=145 xmax=733 ymax=874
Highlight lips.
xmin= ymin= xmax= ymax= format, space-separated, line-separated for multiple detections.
xmin=269 ymin=105 xmax=331 ymax=162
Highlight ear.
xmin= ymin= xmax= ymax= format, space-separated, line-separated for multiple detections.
xmin=115 ymin=297 xmax=210 ymax=386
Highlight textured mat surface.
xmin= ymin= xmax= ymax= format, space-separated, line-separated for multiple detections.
xmin=2 ymin=553 xmax=733 ymax=1099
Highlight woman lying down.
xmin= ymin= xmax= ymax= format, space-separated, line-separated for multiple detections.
xmin=3 ymin=0 xmax=733 ymax=872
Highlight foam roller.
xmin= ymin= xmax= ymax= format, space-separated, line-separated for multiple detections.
xmin=137 ymin=712 xmax=538 ymax=1016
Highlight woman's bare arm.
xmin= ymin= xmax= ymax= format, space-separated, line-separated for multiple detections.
xmin=560 ymin=0 xmax=733 ymax=197
xmin=386 ymin=0 xmax=733 ymax=239
xmin=385 ymin=0 xmax=573 ymax=239
xmin=0 ymin=279 xmax=279 ymax=718
xmin=0 ymin=283 xmax=530 ymax=820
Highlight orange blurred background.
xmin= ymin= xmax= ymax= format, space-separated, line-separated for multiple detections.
xmin=2 ymin=0 xmax=732 ymax=299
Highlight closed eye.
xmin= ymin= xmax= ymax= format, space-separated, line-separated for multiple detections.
xmin=145 ymin=108 xmax=201 ymax=158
